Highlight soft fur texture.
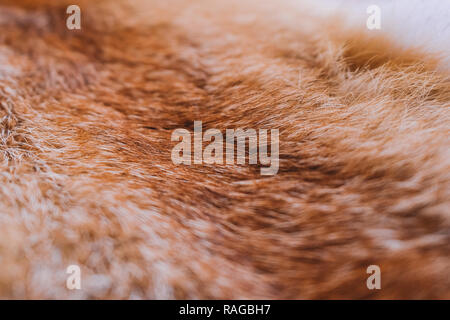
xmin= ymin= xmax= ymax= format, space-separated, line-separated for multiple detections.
xmin=315 ymin=0 xmax=450 ymax=69
xmin=0 ymin=0 xmax=449 ymax=299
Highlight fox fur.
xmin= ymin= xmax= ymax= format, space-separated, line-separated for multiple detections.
xmin=0 ymin=0 xmax=449 ymax=299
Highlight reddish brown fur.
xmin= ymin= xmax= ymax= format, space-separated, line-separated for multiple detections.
xmin=0 ymin=0 xmax=448 ymax=299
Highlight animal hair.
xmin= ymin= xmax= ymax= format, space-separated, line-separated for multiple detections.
xmin=0 ymin=0 xmax=448 ymax=299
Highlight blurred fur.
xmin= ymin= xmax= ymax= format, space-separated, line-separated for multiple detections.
xmin=0 ymin=0 xmax=448 ymax=299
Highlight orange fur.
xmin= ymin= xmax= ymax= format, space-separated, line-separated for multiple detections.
xmin=0 ymin=0 xmax=448 ymax=299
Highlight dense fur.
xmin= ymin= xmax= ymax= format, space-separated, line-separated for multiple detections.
xmin=0 ymin=0 xmax=449 ymax=299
